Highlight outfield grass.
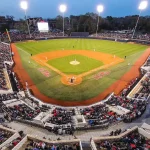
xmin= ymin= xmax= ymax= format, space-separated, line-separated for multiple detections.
xmin=16 ymin=39 xmax=147 ymax=58
xmin=47 ymin=54 xmax=103 ymax=75
xmin=16 ymin=39 xmax=148 ymax=101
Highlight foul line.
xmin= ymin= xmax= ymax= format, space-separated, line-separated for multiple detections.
xmin=17 ymin=47 xmax=31 ymax=56
xmin=78 ymin=59 xmax=124 ymax=78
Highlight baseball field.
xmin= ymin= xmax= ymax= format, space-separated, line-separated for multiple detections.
xmin=12 ymin=39 xmax=149 ymax=105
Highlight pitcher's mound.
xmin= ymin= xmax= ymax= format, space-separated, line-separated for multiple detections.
xmin=70 ymin=60 xmax=80 ymax=65
xmin=61 ymin=75 xmax=82 ymax=86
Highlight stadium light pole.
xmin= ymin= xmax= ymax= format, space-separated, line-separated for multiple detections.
xmin=20 ymin=1 xmax=31 ymax=38
xmin=132 ymin=0 xmax=148 ymax=39
xmin=96 ymin=5 xmax=104 ymax=37
xmin=59 ymin=4 xmax=67 ymax=37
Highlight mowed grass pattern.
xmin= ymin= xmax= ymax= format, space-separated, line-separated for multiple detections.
xmin=16 ymin=39 xmax=147 ymax=58
xmin=47 ymin=55 xmax=103 ymax=75
xmin=16 ymin=39 xmax=148 ymax=101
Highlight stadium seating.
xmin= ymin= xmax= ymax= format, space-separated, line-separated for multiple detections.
xmin=0 ymin=31 xmax=68 ymax=42
xmin=11 ymin=135 xmax=82 ymax=150
xmin=144 ymin=57 xmax=150 ymax=67
xmin=92 ymin=127 xmax=150 ymax=150
xmin=133 ymin=73 xmax=150 ymax=99
xmin=23 ymin=140 xmax=80 ymax=150
xmin=48 ymin=107 xmax=75 ymax=125
xmin=90 ymin=32 xmax=150 ymax=41
xmin=106 ymin=95 xmax=147 ymax=122
xmin=0 ymin=129 xmax=13 ymax=144
xmin=8 ymin=103 xmax=41 ymax=120
xmin=0 ymin=93 xmax=18 ymax=101
xmin=0 ymin=43 xmax=12 ymax=62
xmin=80 ymin=104 xmax=121 ymax=127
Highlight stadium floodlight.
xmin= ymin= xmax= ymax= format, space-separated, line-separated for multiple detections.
xmin=97 ymin=5 xmax=104 ymax=13
xmin=96 ymin=5 xmax=104 ymax=37
xmin=132 ymin=0 xmax=148 ymax=39
xmin=59 ymin=4 xmax=67 ymax=36
xmin=59 ymin=4 xmax=67 ymax=13
xmin=20 ymin=1 xmax=31 ymax=38
xmin=20 ymin=1 xmax=28 ymax=10
xmin=139 ymin=0 xmax=148 ymax=10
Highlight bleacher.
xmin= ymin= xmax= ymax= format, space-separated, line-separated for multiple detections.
xmin=12 ymin=135 xmax=83 ymax=150
xmin=91 ymin=125 xmax=150 ymax=150
xmin=0 ymin=125 xmax=20 ymax=149
xmin=127 ymin=72 xmax=150 ymax=100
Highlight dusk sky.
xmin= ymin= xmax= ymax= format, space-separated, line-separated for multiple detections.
xmin=0 ymin=0 xmax=149 ymax=19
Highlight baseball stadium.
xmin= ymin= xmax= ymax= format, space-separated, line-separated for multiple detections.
xmin=0 ymin=0 xmax=150 ymax=150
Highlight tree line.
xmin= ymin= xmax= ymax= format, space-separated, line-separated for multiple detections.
xmin=55 ymin=13 xmax=150 ymax=34
xmin=0 ymin=13 xmax=150 ymax=34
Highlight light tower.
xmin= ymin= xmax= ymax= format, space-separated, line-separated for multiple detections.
xmin=59 ymin=4 xmax=67 ymax=37
xmin=96 ymin=5 xmax=104 ymax=37
xmin=132 ymin=0 xmax=148 ymax=39
xmin=20 ymin=1 xmax=31 ymax=38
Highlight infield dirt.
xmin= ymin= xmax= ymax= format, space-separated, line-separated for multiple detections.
xmin=32 ymin=50 xmax=124 ymax=85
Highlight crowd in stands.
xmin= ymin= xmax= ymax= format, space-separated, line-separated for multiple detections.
xmin=0 ymin=102 xmax=4 ymax=113
xmin=46 ymin=108 xmax=75 ymax=135
xmin=7 ymin=136 xmax=22 ymax=149
xmin=0 ymin=43 xmax=12 ymax=62
xmin=50 ymin=125 xmax=75 ymax=135
xmin=0 ymin=117 xmax=5 ymax=123
xmin=120 ymin=77 xmax=139 ymax=97
xmin=1 ymin=33 xmax=30 ymax=42
xmin=0 ymin=31 xmax=68 ymax=42
xmin=0 ymin=124 xmax=81 ymax=150
xmin=104 ymin=73 xmax=150 ymax=123
xmin=96 ymin=129 xmax=150 ymax=150
xmin=48 ymin=108 xmax=75 ymax=125
xmin=11 ymin=72 xmax=21 ymax=91
xmin=144 ymin=56 xmax=150 ymax=67
xmin=0 ymin=69 xmax=8 ymax=90
xmin=80 ymin=104 xmax=122 ymax=127
xmin=8 ymin=104 xmax=41 ymax=120
xmin=24 ymin=139 xmax=80 ymax=150
xmin=1 ymin=30 xmax=150 ymax=42
xmin=90 ymin=33 xmax=130 ymax=39
xmin=106 ymin=95 xmax=147 ymax=122
xmin=109 ymin=129 xmax=122 ymax=136
xmin=0 ymin=129 xmax=13 ymax=145
xmin=0 ymin=42 xmax=21 ymax=93
xmin=0 ymin=43 xmax=13 ymax=91
xmin=90 ymin=32 xmax=150 ymax=41
xmin=0 ymin=43 xmax=12 ymax=91
xmin=4 ymin=130 xmax=24 ymax=149
xmin=33 ymin=31 xmax=67 ymax=39
xmin=133 ymin=73 xmax=150 ymax=100
xmin=135 ymin=34 xmax=150 ymax=41
xmin=0 ymin=93 xmax=18 ymax=101
xmin=39 ymin=104 xmax=51 ymax=112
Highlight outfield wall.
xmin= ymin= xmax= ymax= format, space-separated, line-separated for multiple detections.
xmin=34 ymin=36 xmax=129 ymax=43
xmin=33 ymin=36 xmax=150 ymax=45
